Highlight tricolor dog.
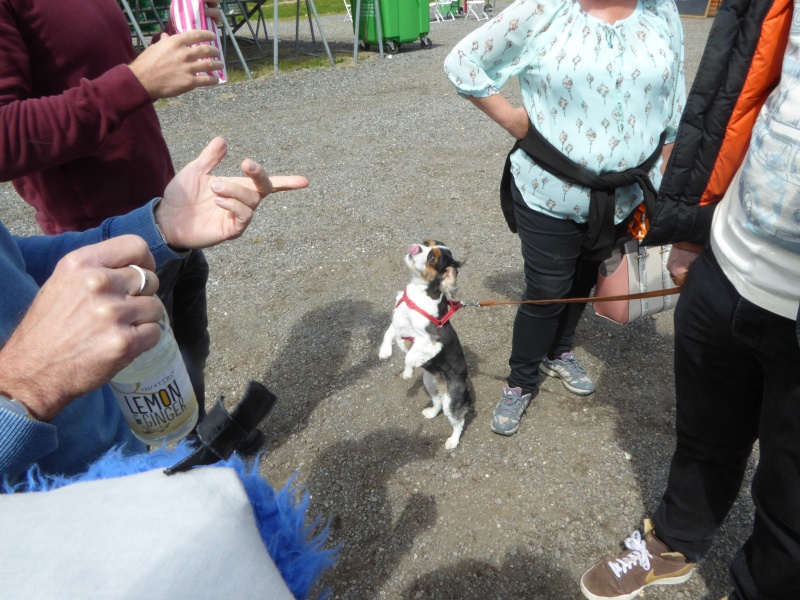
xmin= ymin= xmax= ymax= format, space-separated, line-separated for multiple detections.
xmin=378 ymin=241 xmax=472 ymax=449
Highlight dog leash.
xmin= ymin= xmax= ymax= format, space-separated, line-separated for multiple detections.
xmin=397 ymin=287 xmax=681 ymax=335
xmin=459 ymin=287 xmax=681 ymax=308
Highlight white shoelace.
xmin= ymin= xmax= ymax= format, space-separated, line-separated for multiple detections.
xmin=608 ymin=531 xmax=653 ymax=578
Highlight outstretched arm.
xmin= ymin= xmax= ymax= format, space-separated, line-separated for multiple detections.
xmin=16 ymin=137 xmax=308 ymax=282
xmin=5 ymin=139 xmax=307 ymax=421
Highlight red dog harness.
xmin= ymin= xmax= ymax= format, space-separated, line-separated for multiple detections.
xmin=396 ymin=287 xmax=462 ymax=337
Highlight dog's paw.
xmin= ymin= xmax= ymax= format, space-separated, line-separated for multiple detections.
xmin=422 ymin=406 xmax=440 ymax=419
xmin=444 ymin=436 xmax=460 ymax=450
xmin=402 ymin=366 xmax=414 ymax=379
xmin=408 ymin=345 xmax=440 ymax=368
xmin=378 ymin=344 xmax=392 ymax=360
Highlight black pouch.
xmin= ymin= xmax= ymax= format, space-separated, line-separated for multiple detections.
xmin=498 ymin=142 xmax=520 ymax=233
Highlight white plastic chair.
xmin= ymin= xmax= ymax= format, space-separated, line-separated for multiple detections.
xmin=430 ymin=0 xmax=443 ymax=22
xmin=343 ymin=0 xmax=353 ymax=22
xmin=465 ymin=0 xmax=488 ymax=20
xmin=433 ymin=0 xmax=455 ymax=21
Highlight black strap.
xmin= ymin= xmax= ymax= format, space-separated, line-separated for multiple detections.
xmin=796 ymin=304 xmax=800 ymax=349
xmin=500 ymin=119 xmax=666 ymax=260
xmin=164 ymin=380 xmax=277 ymax=475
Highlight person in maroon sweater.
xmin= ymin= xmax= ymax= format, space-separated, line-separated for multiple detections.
xmin=0 ymin=0 xmax=226 ymax=427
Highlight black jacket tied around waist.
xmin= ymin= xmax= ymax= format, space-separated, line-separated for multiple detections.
xmin=500 ymin=119 xmax=666 ymax=261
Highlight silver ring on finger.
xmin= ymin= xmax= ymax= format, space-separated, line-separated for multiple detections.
xmin=128 ymin=264 xmax=149 ymax=296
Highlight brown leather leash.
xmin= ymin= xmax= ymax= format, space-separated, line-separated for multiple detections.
xmin=459 ymin=286 xmax=681 ymax=308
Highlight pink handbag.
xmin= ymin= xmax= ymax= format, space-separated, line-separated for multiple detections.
xmin=594 ymin=239 xmax=680 ymax=325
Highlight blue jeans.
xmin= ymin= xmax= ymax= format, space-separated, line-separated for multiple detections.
xmin=507 ymin=183 xmax=625 ymax=394
xmin=156 ymin=250 xmax=210 ymax=419
xmin=653 ymin=249 xmax=800 ymax=599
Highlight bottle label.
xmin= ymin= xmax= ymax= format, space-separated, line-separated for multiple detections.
xmin=109 ymin=353 xmax=197 ymax=440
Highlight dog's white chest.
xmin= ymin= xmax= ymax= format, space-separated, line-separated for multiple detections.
xmin=391 ymin=290 xmax=439 ymax=338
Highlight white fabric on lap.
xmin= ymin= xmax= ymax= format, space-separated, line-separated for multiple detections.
xmin=0 ymin=468 xmax=294 ymax=600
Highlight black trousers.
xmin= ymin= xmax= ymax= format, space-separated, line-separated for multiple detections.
xmin=653 ymin=249 xmax=800 ymax=599
xmin=507 ymin=182 xmax=618 ymax=395
xmin=156 ymin=249 xmax=211 ymax=420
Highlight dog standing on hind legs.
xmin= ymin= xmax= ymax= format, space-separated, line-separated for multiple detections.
xmin=378 ymin=241 xmax=473 ymax=449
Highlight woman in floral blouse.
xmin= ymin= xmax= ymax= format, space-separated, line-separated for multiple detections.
xmin=445 ymin=0 xmax=685 ymax=436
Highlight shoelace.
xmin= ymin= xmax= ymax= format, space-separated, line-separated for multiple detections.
xmin=608 ymin=531 xmax=653 ymax=578
xmin=560 ymin=352 xmax=588 ymax=376
xmin=498 ymin=393 xmax=524 ymax=415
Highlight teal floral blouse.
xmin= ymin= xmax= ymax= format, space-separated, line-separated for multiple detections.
xmin=445 ymin=0 xmax=686 ymax=224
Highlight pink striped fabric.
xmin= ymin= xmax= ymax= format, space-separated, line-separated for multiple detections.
xmin=170 ymin=0 xmax=227 ymax=83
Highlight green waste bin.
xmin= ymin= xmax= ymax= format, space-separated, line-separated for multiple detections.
xmin=355 ymin=0 xmax=432 ymax=54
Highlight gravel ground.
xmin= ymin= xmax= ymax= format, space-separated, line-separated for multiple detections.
xmin=1 ymin=12 xmax=755 ymax=600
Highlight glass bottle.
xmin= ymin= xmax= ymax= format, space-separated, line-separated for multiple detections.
xmin=109 ymin=312 xmax=198 ymax=445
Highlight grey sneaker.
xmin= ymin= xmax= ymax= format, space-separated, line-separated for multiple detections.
xmin=580 ymin=519 xmax=694 ymax=600
xmin=490 ymin=386 xmax=532 ymax=436
xmin=540 ymin=351 xmax=596 ymax=395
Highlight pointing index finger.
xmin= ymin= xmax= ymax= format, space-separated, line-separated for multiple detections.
xmin=267 ymin=175 xmax=310 ymax=194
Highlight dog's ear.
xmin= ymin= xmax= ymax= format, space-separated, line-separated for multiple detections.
xmin=441 ymin=265 xmax=458 ymax=299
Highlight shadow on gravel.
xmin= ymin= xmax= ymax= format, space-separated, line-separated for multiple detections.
xmin=402 ymin=549 xmax=575 ymax=598
xmin=483 ymin=269 xmax=525 ymax=300
xmin=257 ymin=299 xmax=386 ymax=448
xmin=579 ymin=318 xmax=675 ymax=498
xmin=306 ymin=429 xmax=440 ymax=598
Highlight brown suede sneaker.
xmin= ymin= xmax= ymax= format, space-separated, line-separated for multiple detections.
xmin=580 ymin=519 xmax=695 ymax=600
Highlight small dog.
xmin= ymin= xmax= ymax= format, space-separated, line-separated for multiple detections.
xmin=379 ymin=240 xmax=472 ymax=449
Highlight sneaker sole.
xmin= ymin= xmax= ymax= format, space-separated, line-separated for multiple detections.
xmin=491 ymin=422 xmax=520 ymax=436
xmin=539 ymin=364 xmax=595 ymax=396
xmin=579 ymin=570 xmax=693 ymax=600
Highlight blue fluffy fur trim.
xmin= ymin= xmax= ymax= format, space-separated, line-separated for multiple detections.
xmin=6 ymin=442 xmax=337 ymax=600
